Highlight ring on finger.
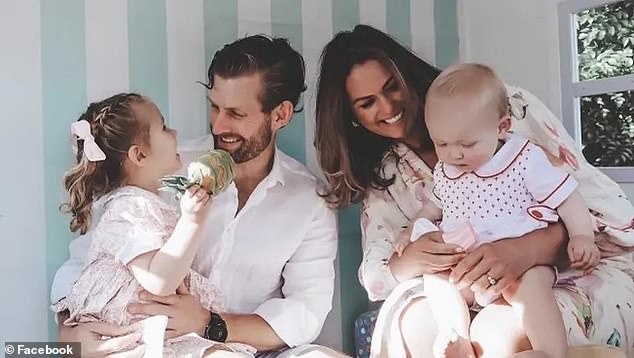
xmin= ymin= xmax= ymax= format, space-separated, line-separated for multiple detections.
xmin=486 ymin=275 xmax=497 ymax=286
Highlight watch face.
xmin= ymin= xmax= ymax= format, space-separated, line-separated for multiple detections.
xmin=206 ymin=313 xmax=228 ymax=342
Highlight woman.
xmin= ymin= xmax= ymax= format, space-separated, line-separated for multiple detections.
xmin=314 ymin=24 xmax=634 ymax=357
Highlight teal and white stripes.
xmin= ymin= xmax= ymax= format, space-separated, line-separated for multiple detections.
xmin=238 ymin=0 xmax=272 ymax=36
xmin=128 ymin=0 xmax=170 ymax=117
xmin=0 ymin=0 xmax=49 ymax=344
xmin=40 ymin=0 xmax=89 ymax=341
xmin=166 ymin=0 xmax=208 ymax=139
xmin=85 ymin=0 xmax=128 ymax=102
xmin=434 ymin=0 xmax=459 ymax=69
xmin=388 ymin=0 xmax=412 ymax=47
xmin=411 ymin=0 xmax=437 ymax=63
xmin=0 ymin=0 xmax=458 ymax=349
xmin=272 ymin=0 xmax=306 ymax=163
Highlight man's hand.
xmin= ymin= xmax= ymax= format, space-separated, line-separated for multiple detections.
xmin=58 ymin=313 xmax=144 ymax=358
xmin=127 ymin=283 xmax=210 ymax=339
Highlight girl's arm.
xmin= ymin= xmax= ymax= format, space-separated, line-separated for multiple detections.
xmin=128 ymin=187 xmax=210 ymax=296
xmin=418 ymin=200 xmax=443 ymax=223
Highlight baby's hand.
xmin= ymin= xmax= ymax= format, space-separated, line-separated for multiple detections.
xmin=393 ymin=226 xmax=413 ymax=257
xmin=393 ymin=226 xmax=412 ymax=257
xmin=180 ymin=185 xmax=211 ymax=223
xmin=568 ymin=236 xmax=601 ymax=272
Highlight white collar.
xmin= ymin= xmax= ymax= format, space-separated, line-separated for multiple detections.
xmin=267 ymin=147 xmax=286 ymax=187
xmin=441 ymin=134 xmax=530 ymax=179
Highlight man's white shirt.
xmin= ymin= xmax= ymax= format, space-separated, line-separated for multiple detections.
xmin=50 ymin=135 xmax=338 ymax=347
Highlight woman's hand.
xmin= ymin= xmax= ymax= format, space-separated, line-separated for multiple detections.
xmin=448 ymin=240 xmax=530 ymax=296
xmin=58 ymin=312 xmax=144 ymax=358
xmin=389 ymin=231 xmax=465 ymax=282
xmin=448 ymin=223 xmax=566 ymax=296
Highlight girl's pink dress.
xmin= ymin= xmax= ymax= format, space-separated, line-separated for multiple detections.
xmin=52 ymin=186 xmax=253 ymax=357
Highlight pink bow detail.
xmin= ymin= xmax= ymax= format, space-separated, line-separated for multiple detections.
xmin=71 ymin=120 xmax=106 ymax=162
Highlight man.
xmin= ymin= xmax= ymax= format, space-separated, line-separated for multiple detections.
xmin=53 ymin=35 xmax=342 ymax=358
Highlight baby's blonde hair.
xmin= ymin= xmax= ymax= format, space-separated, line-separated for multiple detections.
xmin=426 ymin=63 xmax=509 ymax=118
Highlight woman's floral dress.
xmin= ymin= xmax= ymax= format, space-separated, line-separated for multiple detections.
xmin=360 ymin=86 xmax=634 ymax=358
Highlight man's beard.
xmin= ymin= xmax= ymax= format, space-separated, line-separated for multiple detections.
xmin=212 ymin=116 xmax=273 ymax=163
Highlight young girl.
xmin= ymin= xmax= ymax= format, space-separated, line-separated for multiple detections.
xmin=52 ymin=93 xmax=252 ymax=357
xmin=396 ymin=64 xmax=601 ymax=358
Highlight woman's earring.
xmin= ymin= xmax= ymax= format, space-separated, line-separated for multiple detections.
xmin=351 ymin=119 xmax=360 ymax=128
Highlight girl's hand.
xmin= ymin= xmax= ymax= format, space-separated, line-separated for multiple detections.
xmin=568 ymin=237 xmax=601 ymax=272
xmin=179 ymin=185 xmax=211 ymax=223
xmin=389 ymin=231 xmax=465 ymax=282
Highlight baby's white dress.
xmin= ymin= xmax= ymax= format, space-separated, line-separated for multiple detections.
xmin=412 ymin=134 xmax=578 ymax=245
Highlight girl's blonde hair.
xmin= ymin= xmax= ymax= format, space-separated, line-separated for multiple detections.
xmin=60 ymin=93 xmax=147 ymax=234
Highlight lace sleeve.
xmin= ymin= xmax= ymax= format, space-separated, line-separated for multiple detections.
xmin=93 ymin=195 xmax=175 ymax=265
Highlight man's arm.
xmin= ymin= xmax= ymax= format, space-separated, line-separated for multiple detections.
xmin=131 ymin=286 xmax=288 ymax=351
xmin=250 ymin=201 xmax=337 ymax=348
xmin=222 ymin=314 xmax=286 ymax=351
xmin=129 ymin=201 xmax=337 ymax=350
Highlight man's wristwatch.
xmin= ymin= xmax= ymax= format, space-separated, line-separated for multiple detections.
xmin=204 ymin=312 xmax=228 ymax=342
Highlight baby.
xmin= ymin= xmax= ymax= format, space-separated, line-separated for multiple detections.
xmin=396 ymin=64 xmax=600 ymax=358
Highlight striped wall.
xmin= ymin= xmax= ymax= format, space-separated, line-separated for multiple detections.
xmin=0 ymin=0 xmax=458 ymax=353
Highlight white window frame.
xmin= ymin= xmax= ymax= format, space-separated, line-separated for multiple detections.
xmin=558 ymin=0 xmax=634 ymax=182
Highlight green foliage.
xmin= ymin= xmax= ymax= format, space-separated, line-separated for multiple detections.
xmin=575 ymin=0 xmax=634 ymax=166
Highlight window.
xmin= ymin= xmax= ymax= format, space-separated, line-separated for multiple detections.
xmin=558 ymin=0 xmax=634 ymax=182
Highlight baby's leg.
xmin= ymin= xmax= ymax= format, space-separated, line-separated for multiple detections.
xmin=129 ymin=315 xmax=168 ymax=357
xmin=425 ymin=272 xmax=476 ymax=358
xmin=502 ymin=266 xmax=567 ymax=358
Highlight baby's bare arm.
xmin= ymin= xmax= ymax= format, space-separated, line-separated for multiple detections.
xmin=418 ymin=202 xmax=442 ymax=223
xmin=556 ymin=190 xmax=600 ymax=270
xmin=556 ymin=191 xmax=594 ymax=243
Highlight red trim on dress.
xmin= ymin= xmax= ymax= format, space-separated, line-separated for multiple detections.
xmin=474 ymin=140 xmax=530 ymax=179
xmin=432 ymin=188 xmax=442 ymax=202
xmin=442 ymin=139 xmax=531 ymax=180
xmin=526 ymin=205 xmax=558 ymax=223
xmin=537 ymin=174 xmax=571 ymax=204
xmin=441 ymin=163 xmax=467 ymax=180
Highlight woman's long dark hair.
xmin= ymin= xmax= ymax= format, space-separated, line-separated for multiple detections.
xmin=314 ymin=24 xmax=441 ymax=208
